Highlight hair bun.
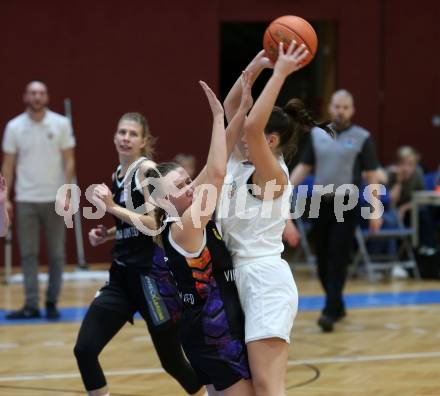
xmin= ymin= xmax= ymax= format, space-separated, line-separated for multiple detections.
xmin=283 ymin=98 xmax=305 ymax=119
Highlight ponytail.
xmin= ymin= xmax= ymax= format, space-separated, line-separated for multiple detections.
xmin=264 ymin=99 xmax=334 ymax=163
xmin=283 ymin=98 xmax=334 ymax=137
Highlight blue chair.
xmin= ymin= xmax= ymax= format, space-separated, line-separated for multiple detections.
xmin=424 ymin=172 xmax=437 ymax=191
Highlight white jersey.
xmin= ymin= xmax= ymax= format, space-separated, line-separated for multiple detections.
xmin=217 ymin=154 xmax=292 ymax=262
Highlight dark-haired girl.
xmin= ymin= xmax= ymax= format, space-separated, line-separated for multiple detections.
xmin=73 ymin=113 xmax=202 ymax=396
xmin=220 ymin=43 xmax=309 ymax=395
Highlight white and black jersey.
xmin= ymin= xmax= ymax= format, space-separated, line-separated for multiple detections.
xmin=110 ymin=157 xmax=154 ymax=271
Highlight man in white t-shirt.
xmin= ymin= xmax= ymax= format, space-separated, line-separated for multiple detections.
xmin=2 ymin=81 xmax=76 ymax=319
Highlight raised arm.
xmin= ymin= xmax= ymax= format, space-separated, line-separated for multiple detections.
xmin=224 ymin=50 xmax=272 ymax=122
xmin=93 ymin=182 xmax=157 ymax=232
xmin=172 ymin=81 xmax=227 ymax=253
xmin=93 ymin=159 xmax=158 ymax=233
xmin=191 ymin=72 xmax=253 ymax=188
xmin=225 ymin=70 xmax=253 ymax=157
xmin=244 ymin=41 xmax=308 ymax=188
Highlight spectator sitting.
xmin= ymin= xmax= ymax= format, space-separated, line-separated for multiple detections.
xmin=387 ymin=146 xmax=437 ymax=256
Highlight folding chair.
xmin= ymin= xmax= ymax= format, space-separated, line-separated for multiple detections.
xmin=353 ymin=210 xmax=420 ymax=281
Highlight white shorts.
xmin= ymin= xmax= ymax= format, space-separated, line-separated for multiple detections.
xmin=234 ymin=257 xmax=298 ymax=344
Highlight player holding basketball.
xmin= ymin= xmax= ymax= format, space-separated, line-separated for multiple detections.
xmin=73 ymin=113 xmax=202 ymax=396
xmin=0 ymin=174 xmax=10 ymax=236
xmin=146 ymin=76 xmax=254 ymax=396
xmin=221 ymin=42 xmax=308 ymax=396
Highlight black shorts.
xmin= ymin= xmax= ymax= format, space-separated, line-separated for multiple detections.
xmin=183 ymin=338 xmax=250 ymax=391
xmin=92 ymin=262 xmax=181 ymax=333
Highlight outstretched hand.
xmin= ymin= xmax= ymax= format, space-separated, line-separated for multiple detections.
xmin=199 ymin=81 xmax=224 ymax=119
xmin=247 ymin=49 xmax=274 ymax=74
xmin=273 ymin=40 xmax=309 ymax=78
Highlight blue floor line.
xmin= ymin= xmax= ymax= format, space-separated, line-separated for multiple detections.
xmin=1 ymin=289 xmax=440 ymax=326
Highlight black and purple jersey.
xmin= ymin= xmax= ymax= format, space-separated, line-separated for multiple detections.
xmin=162 ymin=220 xmax=250 ymax=390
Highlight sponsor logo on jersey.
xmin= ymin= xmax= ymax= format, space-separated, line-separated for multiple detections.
xmin=141 ymin=275 xmax=170 ymax=326
xmin=229 ymin=180 xmax=237 ymax=198
xmin=115 ymin=226 xmax=140 ymax=240
xmin=182 ymin=293 xmax=195 ymax=305
xmin=212 ymin=227 xmax=222 ymax=241
xmin=224 ymin=269 xmax=236 ymax=282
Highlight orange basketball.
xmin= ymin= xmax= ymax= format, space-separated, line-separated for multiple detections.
xmin=263 ymin=15 xmax=318 ymax=67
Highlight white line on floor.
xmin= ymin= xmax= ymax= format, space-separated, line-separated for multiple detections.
xmin=1 ymin=351 xmax=440 ymax=383
xmin=288 ymin=351 xmax=440 ymax=365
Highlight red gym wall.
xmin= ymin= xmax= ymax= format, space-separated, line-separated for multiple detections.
xmin=1 ymin=0 xmax=439 ymax=265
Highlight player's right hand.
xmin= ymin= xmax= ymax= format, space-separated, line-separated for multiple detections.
xmin=273 ymin=40 xmax=309 ymax=78
xmin=247 ymin=49 xmax=274 ymax=73
xmin=88 ymin=224 xmax=108 ymax=246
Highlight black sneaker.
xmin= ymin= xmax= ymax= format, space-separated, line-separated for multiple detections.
xmin=45 ymin=302 xmax=61 ymax=319
xmin=317 ymin=315 xmax=335 ymax=332
xmin=6 ymin=306 xmax=41 ymax=319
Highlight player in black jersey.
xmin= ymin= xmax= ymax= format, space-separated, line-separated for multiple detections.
xmin=146 ymin=78 xmax=254 ymax=395
xmin=73 ymin=113 xmax=202 ymax=396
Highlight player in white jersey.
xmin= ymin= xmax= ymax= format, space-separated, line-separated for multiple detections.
xmin=220 ymin=42 xmax=309 ymax=396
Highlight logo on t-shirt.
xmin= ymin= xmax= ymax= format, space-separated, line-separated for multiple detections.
xmin=228 ymin=180 xmax=237 ymax=198
xmin=342 ymin=138 xmax=355 ymax=148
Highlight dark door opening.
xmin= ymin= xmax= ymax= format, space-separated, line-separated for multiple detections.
xmin=220 ymin=21 xmax=337 ymax=121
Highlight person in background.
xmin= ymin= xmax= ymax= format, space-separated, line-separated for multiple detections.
xmin=2 ymin=80 xmax=76 ymax=319
xmin=290 ymin=89 xmax=383 ymax=332
xmin=74 ymin=112 xmax=202 ymax=396
xmin=387 ymin=146 xmax=437 ymax=256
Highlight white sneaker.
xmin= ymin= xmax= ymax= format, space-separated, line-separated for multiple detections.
xmin=392 ymin=265 xmax=408 ymax=279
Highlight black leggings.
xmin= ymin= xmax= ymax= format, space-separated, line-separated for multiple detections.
xmin=74 ymin=304 xmax=201 ymax=393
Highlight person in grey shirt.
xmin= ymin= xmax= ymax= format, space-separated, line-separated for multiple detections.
xmin=290 ymin=89 xmax=382 ymax=332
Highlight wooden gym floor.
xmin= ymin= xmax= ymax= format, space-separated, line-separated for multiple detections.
xmin=1 ymin=264 xmax=440 ymax=396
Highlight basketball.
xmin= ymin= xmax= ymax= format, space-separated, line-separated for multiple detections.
xmin=263 ymin=15 xmax=318 ymax=66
